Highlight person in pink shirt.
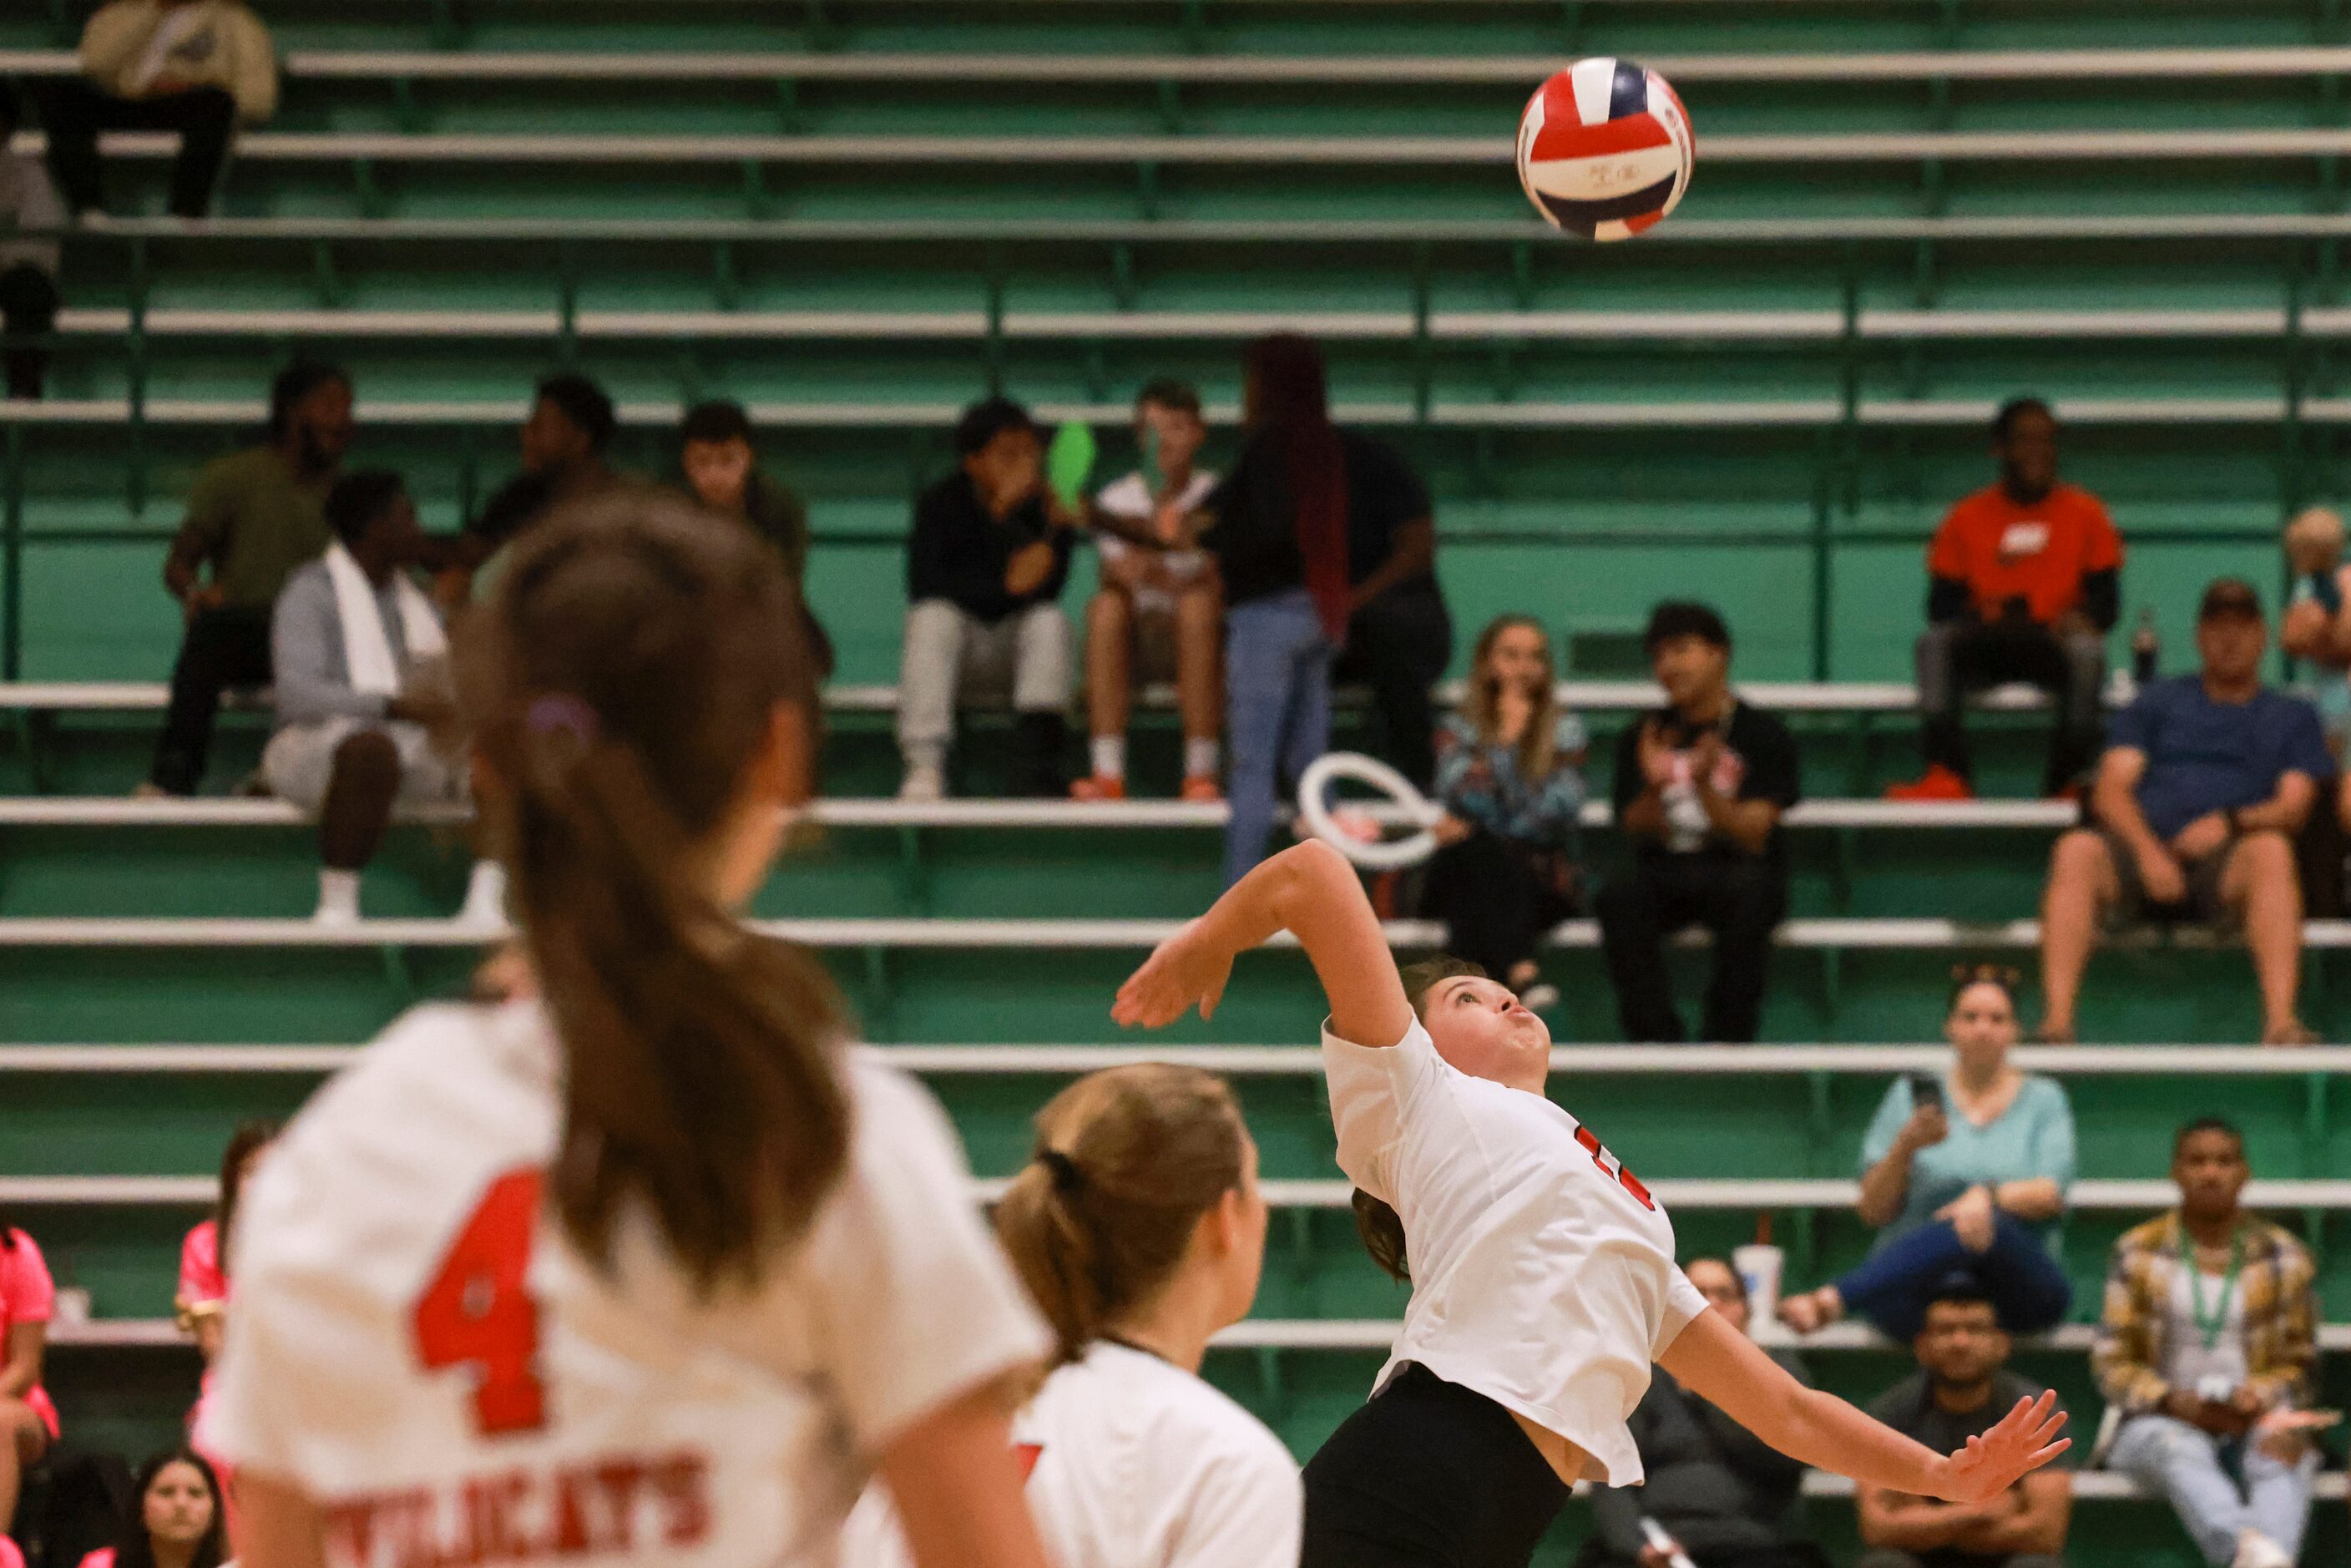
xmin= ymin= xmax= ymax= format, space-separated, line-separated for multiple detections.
xmin=0 ymin=1214 xmax=58 ymax=1549
xmin=175 ymin=1120 xmax=276 ymax=1550
xmin=77 ymin=1448 xmax=225 ymax=1568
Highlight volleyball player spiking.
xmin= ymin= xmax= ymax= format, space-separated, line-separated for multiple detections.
xmin=1116 ymin=840 xmax=2069 ymax=1568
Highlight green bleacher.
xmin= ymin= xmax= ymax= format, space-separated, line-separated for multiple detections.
xmin=6 ymin=3 xmax=2351 ymax=1563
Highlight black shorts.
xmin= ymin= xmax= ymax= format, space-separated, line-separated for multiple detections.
xmin=1302 ymin=1363 xmax=1570 ymax=1568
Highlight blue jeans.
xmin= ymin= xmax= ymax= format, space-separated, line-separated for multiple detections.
xmin=1835 ymin=1214 xmax=2072 ymax=1340
xmin=1224 ymin=589 xmax=1332 ymax=886
xmin=2110 ymin=1414 xmax=2318 ymax=1565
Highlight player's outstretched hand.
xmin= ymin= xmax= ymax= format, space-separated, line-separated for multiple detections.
xmin=1113 ymin=921 xmax=1234 ymax=1029
xmin=1921 ymin=1390 xmax=2070 ymax=1504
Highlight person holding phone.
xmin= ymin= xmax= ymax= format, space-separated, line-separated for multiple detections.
xmin=1778 ymin=968 xmax=2075 ymax=1340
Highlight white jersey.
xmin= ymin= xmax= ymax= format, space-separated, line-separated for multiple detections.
xmin=842 ymin=1341 xmax=1301 ymax=1568
xmin=1094 ymin=472 xmax=1216 ymax=614
xmin=1323 ymin=1017 xmax=1708 ymax=1486
xmin=203 ymin=1000 xmax=1050 ymax=1568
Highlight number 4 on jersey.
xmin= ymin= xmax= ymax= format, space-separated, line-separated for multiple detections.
xmin=1574 ymin=1125 xmax=1656 ymax=1211
xmin=412 ymin=1166 xmax=549 ymax=1435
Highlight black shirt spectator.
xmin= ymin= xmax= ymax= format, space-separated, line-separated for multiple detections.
xmin=907 ymin=473 xmax=1072 ymax=623
xmin=462 ymin=373 xmax=620 ymax=559
xmin=1205 ymin=424 xmax=1450 ymax=787
xmin=1597 ymin=602 xmax=1801 ymax=1044
xmin=0 ymin=81 xmax=65 ymax=402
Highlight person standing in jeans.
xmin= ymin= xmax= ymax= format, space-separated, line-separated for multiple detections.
xmin=1596 ymin=602 xmax=1801 ymax=1042
xmin=1157 ymin=335 xmax=1358 ymax=885
xmin=2095 ymin=1119 xmax=2321 ymax=1568
xmin=145 ymin=361 xmax=352 ymax=797
xmin=40 ymin=0 xmax=279 ymax=220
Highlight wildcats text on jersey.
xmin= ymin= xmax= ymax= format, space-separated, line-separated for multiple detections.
xmin=321 ymin=1449 xmax=713 ymax=1568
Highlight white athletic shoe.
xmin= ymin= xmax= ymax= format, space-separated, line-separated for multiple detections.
xmin=2233 ymin=1530 xmax=2293 ymax=1568
xmin=898 ymin=763 xmax=945 ymax=802
xmin=1519 ymin=983 xmax=1562 ymax=1014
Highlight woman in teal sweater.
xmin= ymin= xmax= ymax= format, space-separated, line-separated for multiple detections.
xmin=1779 ymin=966 xmax=2076 ymax=1338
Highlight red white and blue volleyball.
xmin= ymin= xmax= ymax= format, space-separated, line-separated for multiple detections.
xmin=1515 ymin=58 xmax=1695 ymax=240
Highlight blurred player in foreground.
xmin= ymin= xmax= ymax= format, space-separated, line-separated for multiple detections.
xmin=204 ymin=493 xmax=1057 ymax=1568
xmin=1116 ymin=840 xmax=2070 ymax=1568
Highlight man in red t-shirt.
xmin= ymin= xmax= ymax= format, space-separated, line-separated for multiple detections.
xmin=1888 ymin=399 xmax=2124 ymax=800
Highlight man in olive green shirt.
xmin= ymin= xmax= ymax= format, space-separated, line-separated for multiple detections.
xmin=678 ymin=398 xmax=831 ymax=675
xmin=146 ymin=361 xmax=352 ymax=795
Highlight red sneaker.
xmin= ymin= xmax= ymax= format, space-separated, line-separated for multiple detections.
xmin=1884 ymin=764 xmax=1974 ymax=802
xmin=1069 ymin=775 xmax=1126 ymax=802
xmin=1180 ymin=774 xmax=1223 ymax=803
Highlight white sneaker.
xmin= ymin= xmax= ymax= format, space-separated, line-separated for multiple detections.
xmin=2233 ymin=1529 xmax=2293 ymax=1568
xmin=897 ymin=763 xmax=945 ymax=802
xmin=313 ymin=868 xmax=362 ymax=927
xmin=1519 ymin=983 xmax=1562 ymax=1014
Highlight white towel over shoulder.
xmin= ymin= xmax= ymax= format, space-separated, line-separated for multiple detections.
xmin=323 ymin=542 xmax=446 ymax=697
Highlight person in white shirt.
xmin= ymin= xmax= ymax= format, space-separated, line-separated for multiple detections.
xmin=206 ymin=493 xmax=1059 ymax=1568
xmin=1115 ymin=839 xmax=2071 ymax=1568
xmin=846 ymin=1062 xmax=1303 ymax=1568
xmin=1072 ymin=381 xmax=1224 ymax=802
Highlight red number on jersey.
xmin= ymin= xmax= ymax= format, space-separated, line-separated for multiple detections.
xmin=412 ymin=1166 xmax=548 ymax=1435
xmin=1574 ymin=1124 xmax=1657 ymax=1211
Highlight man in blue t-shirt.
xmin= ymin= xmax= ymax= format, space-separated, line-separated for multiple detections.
xmin=2039 ymin=578 xmax=2333 ymax=1044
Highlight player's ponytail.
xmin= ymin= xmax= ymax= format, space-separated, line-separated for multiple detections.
xmin=993 ymin=1065 xmax=1247 ymax=1366
xmin=1356 ymin=956 xmax=1495 ymax=1284
xmin=460 ymin=490 xmax=849 ymax=1292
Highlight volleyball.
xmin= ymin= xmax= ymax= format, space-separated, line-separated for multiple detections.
xmin=1515 ymin=57 xmax=1694 ymax=240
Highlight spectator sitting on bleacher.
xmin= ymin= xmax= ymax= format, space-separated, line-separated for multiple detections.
xmin=38 ymin=0 xmax=277 ymax=220
xmin=0 ymin=1213 xmax=57 ymax=1550
xmin=1072 ymin=379 xmax=1222 ymax=803
xmin=1420 ymin=614 xmax=1587 ymax=1014
xmin=1778 ymin=967 xmax=2074 ymax=1343
xmin=78 ymin=1448 xmax=225 ymax=1568
xmin=144 ymin=359 xmax=351 ymax=798
xmin=177 ymin=1119 xmax=272 ymax=1552
xmin=1596 ymin=601 xmax=1801 ymax=1044
xmin=262 ymin=471 xmax=475 ymax=926
xmin=2094 ymin=1117 xmax=2320 ymax=1568
xmin=458 ymin=373 xmax=621 ymax=579
xmin=2278 ymin=505 xmax=2351 ymax=762
xmin=1888 ymin=398 xmax=2122 ymax=803
xmin=2036 ymin=578 xmax=2331 ymax=1046
xmin=898 ymin=397 xmax=1075 ymax=801
xmin=0 ymin=82 xmax=65 ymax=402
xmin=1854 ymin=1282 xmax=2071 ymax=1568
xmin=677 ymin=398 xmax=833 ymax=677
xmin=1577 ymin=1257 xmax=1826 ymax=1568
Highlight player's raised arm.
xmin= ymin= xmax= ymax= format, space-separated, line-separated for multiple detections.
xmin=1658 ymin=1309 xmax=2069 ymax=1501
xmin=1115 ymin=839 xmax=1410 ymax=1048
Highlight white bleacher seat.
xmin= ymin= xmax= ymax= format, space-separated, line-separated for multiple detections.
xmin=10 ymin=45 xmax=2351 ymax=87
xmin=18 ymin=128 xmax=2351 ymax=169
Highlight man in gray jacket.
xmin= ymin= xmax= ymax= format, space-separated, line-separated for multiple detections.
xmin=263 ymin=470 xmax=469 ymax=923
xmin=1580 ymin=1257 xmax=1828 ymax=1568
xmin=0 ymin=81 xmax=64 ymax=399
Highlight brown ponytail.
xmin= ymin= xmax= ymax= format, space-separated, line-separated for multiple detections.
xmin=993 ymin=1065 xmax=1247 ymax=1366
xmin=458 ymin=490 xmax=849 ymax=1293
xmin=1354 ymin=955 xmax=1490 ymax=1284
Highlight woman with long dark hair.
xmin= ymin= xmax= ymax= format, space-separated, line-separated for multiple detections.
xmin=1115 ymin=840 xmax=2069 ymax=1568
xmin=78 ymin=1449 xmax=226 ymax=1568
xmin=205 ymin=494 xmax=1055 ymax=1568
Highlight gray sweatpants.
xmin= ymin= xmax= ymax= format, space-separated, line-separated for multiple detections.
xmin=896 ymin=599 xmax=1072 ymax=769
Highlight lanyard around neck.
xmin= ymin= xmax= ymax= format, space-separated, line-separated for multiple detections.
xmin=2186 ymin=1226 xmax=2246 ymax=1352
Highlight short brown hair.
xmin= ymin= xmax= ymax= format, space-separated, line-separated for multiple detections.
xmin=994 ymin=1065 xmax=1248 ymax=1365
xmin=1135 ymin=378 xmax=1202 ymax=420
